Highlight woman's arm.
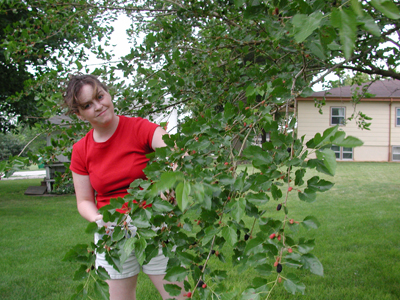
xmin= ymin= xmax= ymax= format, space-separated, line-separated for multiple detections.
xmin=151 ymin=126 xmax=168 ymax=150
xmin=72 ymin=171 xmax=101 ymax=222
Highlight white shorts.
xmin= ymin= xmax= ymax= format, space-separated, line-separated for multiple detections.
xmin=94 ymin=229 xmax=168 ymax=280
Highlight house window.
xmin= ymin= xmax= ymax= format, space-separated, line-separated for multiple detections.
xmin=396 ymin=108 xmax=400 ymax=126
xmin=393 ymin=146 xmax=400 ymax=161
xmin=331 ymin=145 xmax=353 ymax=160
xmin=331 ymin=107 xmax=345 ymax=125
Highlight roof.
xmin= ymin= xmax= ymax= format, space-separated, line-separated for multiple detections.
xmin=298 ymin=79 xmax=400 ymax=101
xmin=48 ymin=115 xmax=73 ymax=125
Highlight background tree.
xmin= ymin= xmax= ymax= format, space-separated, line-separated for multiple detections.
xmin=0 ymin=1 xmax=113 ymax=132
xmin=2 ymin=0 xmax=399 ymax=299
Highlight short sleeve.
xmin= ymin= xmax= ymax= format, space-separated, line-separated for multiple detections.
xmin=70 ymin=142 xmax=89 ymax=175
xmin=130 ymin=117 xmax=159 ymax=153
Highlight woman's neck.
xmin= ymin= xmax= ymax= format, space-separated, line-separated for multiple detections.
xmin=92 ymin=115 xmax=120 ymax=143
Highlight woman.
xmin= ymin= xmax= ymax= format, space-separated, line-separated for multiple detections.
xmin=64 ymin=74 xmax=185 ymax=300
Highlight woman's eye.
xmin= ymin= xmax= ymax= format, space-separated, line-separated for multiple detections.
xmin=82 ymin=103 xmax=92 ymax=110
xmin=98 ymin=94 xmax=104 ymax=100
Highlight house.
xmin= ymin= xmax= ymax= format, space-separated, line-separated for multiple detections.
xmin=44 ymin=115 xmax=73 ymax=192
xmin=296 ymin=79 xmax=400 ymax=162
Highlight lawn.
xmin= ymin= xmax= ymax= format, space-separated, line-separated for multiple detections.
xmin=0 ymin=162 xmax=399 ymax=300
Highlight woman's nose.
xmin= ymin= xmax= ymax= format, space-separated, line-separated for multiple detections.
xmin=93 ymin=100 xmax=102 ymax=110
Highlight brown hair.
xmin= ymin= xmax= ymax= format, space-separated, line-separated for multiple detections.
xmin=63 ymin=74 xmax=109 ymax=115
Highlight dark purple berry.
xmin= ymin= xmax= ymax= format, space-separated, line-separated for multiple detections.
xmin=277 ymin=263 xmax=282 ymax=273
xmin=244 ymin=234 xmax=250 ymax=241
xmin=276 ymin=204 xmax=282 ymax=211
xmin=197 ymin=280 xmax=205 ymax=288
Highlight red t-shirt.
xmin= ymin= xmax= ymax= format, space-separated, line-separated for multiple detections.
xmin=70 ymin=116 xmax=159 ymax=209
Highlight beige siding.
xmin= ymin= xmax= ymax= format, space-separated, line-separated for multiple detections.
xmin=391 ymin=105 xmax=400 ymax=145
xmin=297 ymin=100 xmax=396 ymax=162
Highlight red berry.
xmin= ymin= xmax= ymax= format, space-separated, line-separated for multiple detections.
xmin=274 ymin=261 xmax=279 ymax=267
xmin=224 ymin=162 xmax=229 ymax=165
xmin=288 ymin=248 xmax=293 ymax=253
xmin=277 ymin=235 xmax=281 ymax=241
xmin=186 ymin=292 xmax=192 ymax=298
xmin=289 ymin=219 xmax=294 ymax=224
xmin=269 ymin=233 xmax=276 ymax=239
xmin=245 ymin=106 xmax=250 ymax=110
xmin=288 ymin=187 xmax=293 ymax=192
xmin=202 ymin=283 xmax=207 ymax=288
xmin=278 ymin=277 xmax=282 ymax=283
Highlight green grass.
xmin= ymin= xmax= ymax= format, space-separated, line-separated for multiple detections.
xmin=1 ymin=163 xmax=400 ymax=299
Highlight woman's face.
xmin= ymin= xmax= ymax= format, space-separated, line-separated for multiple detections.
xmin=76 ymin=84 xmax=115 ymax=127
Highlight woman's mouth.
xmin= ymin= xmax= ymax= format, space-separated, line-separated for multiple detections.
xmin=97 ymin=109 xmax=107 ymax=117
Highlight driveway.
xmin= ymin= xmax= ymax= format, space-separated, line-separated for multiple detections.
xmin=1 ymin=170 xmax=46 ymax=180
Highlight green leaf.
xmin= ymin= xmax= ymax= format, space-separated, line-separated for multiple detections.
xmin=331 ymin=8 xmax=357 ymax=59
xmin=131 ymin=214 xmax=150 ymax=228
xmin=350 ymin=0 xmax=363 ymax=15
xmin=302 ymin=216 xmax=320 ymax=229
xmin=283 ymin=273 xmax=306 ymax=295
xmin=96 ymin=266 xmax=110 ymax=280
xmin=191 ymin=182 xmax=207 ymax=206
xmin=298 ymin=189 xmax=317 ymax=202
xmin=112 ymin=226 xmax=124 ymax=242
xmin=229 ymin=197 xmax=246 ymax=222
xmin=121 ymin=237 xmax=136 ymax=264
xmin=152 ymin=198 xmax=174 ymax=212
xmin=222 ymin=226 xmax=238 ymax=247
xmin=301 ymin=253 xmax=324 ymax=276
xmin=220 ymin=290 xmax=239 ymax=300
xmin=244 ymin=237 xmax=264 ymax=255
xmin=243 ymin=146 xmax=273 ymax=168
xmin=85 ymin=222 xmax=98 ymax=234
xmin=246 ymin=84 xmax=256 ymax=97
xmin=203 ymin=226 xmax=221 ymax=245
xmin=298 ymin=238 xmax=315 ymax=254
xmin=316 ymin=149 xmax=337 ymax=176
xmin=241 ymin=288 xmax=260 ymax=300
xmin=270 ymin=184 xmax=282 ymax=200
xmin=93 ymin=279 xmax=109 ymax=300
xmin=157 ymin=171 xmax=184 ymax=191
xmin=134 ymin=237 xmax=147 ymax=265
xmin=137 ymin=228 xmax=157 ymax=239
xmin=358 ymin=13 xmax=381 ymax=36
xmin=175 ymin=180 xmax=191 ymax=211
xmin=254 ymin=263 xmax=272 ymax=276
xmin=71 ymin=283 xmax=87 ymax=300
xmin=370 ymin=0 xmax=400 ymax=19
xmin=245 ymin=192 xmax=269 ymax=205
xmin=147 ymin=79 xmax=159 ymax=87
xmin=73 ymin=265 xmax=89 ymax=281
xmin=234 ymin=0 xmax=246 ymax=8
xmin=164 ymin=266 xmax=188 ymax=282
xmin=308 ymin=40 xmax=326 ymax=60
xmin=292 ymin=12 xmax=324 ymax=43
xmin=224 ymin=102 xmax=236 ymax=120
xmin=295 ymin=169 xmax=306 ymax=186
xmin=334 ymin=136 xmax=364 ymax=147
xmin=307 ymin=176 xmax=334 ymax=192
xmin=164 ymin=284 xmax=182 ymax=297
